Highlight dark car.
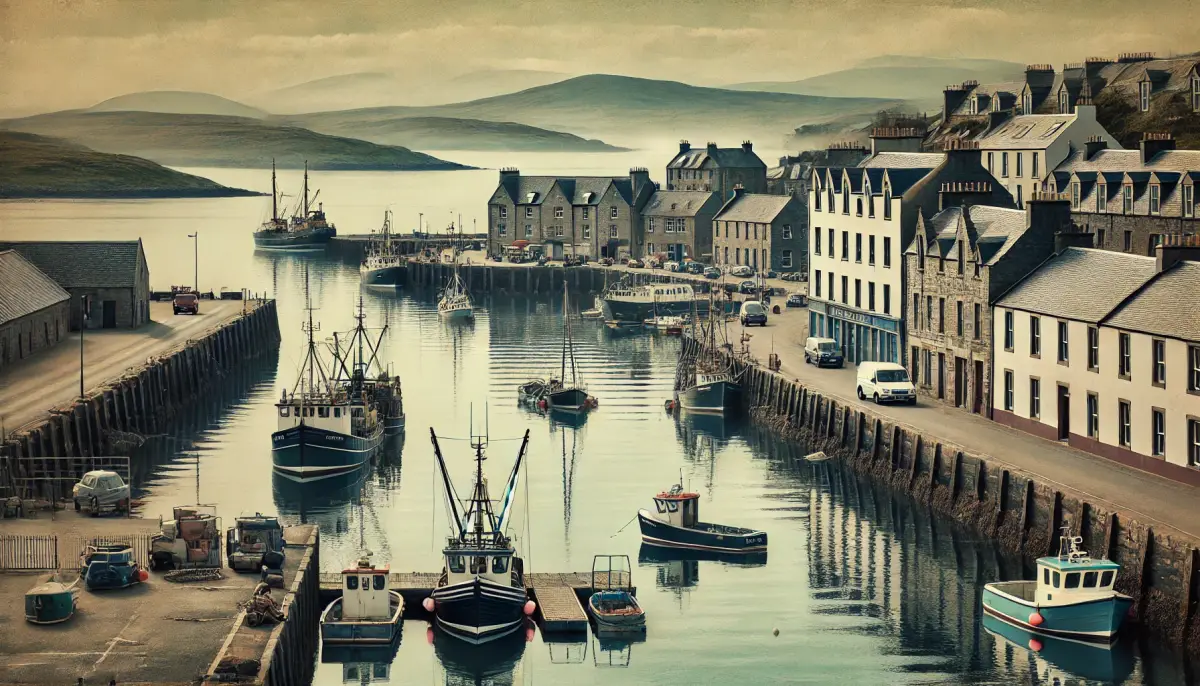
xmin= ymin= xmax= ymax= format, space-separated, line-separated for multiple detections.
xmin=786 ymin=293 xmax=807 ymax=308
xmin=173 ymin=292 xmax=199 ymax=315
xmin=685 ymin=262 xmax=706 ymax=274
xmin=740 ymin=301 xmax=768 ymax=327
xmin=599 ymin=257 xmax=615 ymax=266
xmin=738 ymin=280 xmax=757 ymax=294
xmin=703 ymin=267 xmax=721 ymax=279
xmin=722 ymin=282 xmax=739 ymax=294
xmin=764 ymin=270 xmax=778 ymax=279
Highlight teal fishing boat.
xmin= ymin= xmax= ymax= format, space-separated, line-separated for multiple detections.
xmin=982 ymin=529 xmax=1133 ymax=642
xmin=25 ymin=579 xmax=80 ymax=624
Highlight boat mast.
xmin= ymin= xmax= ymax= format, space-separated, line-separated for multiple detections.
xmin=302 ymin=160 xmax=309 ymax=219
xmin=429 ymin=429 xmax=465 ymax=539
xmin=271 ymin=159 xmax=278 ymax=222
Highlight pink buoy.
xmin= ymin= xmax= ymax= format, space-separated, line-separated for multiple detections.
xmin=526 ymin=626 xmax=536 ymax=642
xmin=523 ymin=600 xmax=536 ymax=616
xmin=422 ymin=597 xmax=436 ymax=613
xmin=426 ymin=626 xmax=434 ymax=645
xmin=1028 ymin=611 xmax=1044 ymax=627
xmin=1028 ymin=638 xmax=1043 ymax=652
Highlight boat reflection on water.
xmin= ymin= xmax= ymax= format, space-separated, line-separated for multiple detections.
xmin=982 ymin=614 xmax=1135 ymax=684
xmin=638 ymin=542 xmax=767 ymax=569
xmin=432 ymin=624 xmax=526 ymax=686
xmin=272 ymin=434 xmax=405 ymax=526
xmin=320 ymin=636 xmax=401 ymax=684
xmin=592 ymin=634 xmax=644 ymax=668
xmin=674 ymin=410 xmax=744 ymax=443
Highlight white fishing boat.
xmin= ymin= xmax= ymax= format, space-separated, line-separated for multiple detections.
xmin=438 ymin=221 xmax=474 ymax=319
xmin=360 ymin=210 xmax=406 ymax=288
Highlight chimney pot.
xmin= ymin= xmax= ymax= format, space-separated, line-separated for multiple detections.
xmin=1140 ymin=133 xmax=1175 ymax=164
xmin=679 ymin=140 xmax=691 ymax=153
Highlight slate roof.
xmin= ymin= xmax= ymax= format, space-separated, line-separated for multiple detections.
xmin=1105 ymin=261 xmax=1200 ymax=342
xmin=997 ymin=248 xmax=1160 ymax=323
xmin=859 ymin=152 xmax=946 ymax=169
xmin=0 ymin=241 xmax=144 ymax=289
xmin=1055 ymin=149 xmax=1200 ymax=174
xmin=908 ymin=205 xmax=1030 ymax=265
xmin=976 ymin=114 xmax=1077 ymax=150
xmin=669 ymin=146 xmax=766 ymax=170
xmin=495 ymin=176 xmax=636 ymax=206
xmin=0 ymin=250 xmax=70 ymax=327
xmin=713 ymin=194 xmax=794 ymax=223
xmin=643 ymin=191 xmax=718 ymax=218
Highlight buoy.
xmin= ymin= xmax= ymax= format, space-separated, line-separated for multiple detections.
xmin=523 ymin=600 xmax=537 ymax=616
xmin=137 ymin=569 xmax=149 ymax=582
xmin=1028 ymin=611 xmax=1044 ymax=627
xmin=772 ymin=628 xmax=780 ymax=637
xmin=526 ymin=625 xmax=536 ymax=642
xmin=1028 ymin=638 xmax=1043 ymax=652
xmin=422 ymin=597 xmax=435 ymax=613
xmin=426 ymin=626 xmax=434 ymax=645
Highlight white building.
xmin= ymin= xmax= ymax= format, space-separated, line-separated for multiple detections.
xmin=975 ymin=105 xmax=1120 ymax=208
xmin=992 ymin=238 xmax=1200 ymax=482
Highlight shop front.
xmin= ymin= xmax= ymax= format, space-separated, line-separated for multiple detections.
xmin=808 ymin=300 xmax=900 ymax=366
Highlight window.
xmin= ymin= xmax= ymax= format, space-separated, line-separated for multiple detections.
xmin=1004 ymin=370 xmax=1014 ymax=411
xmin=884 ymin=190 xmax=892 ymax=220
xmin=471 ymin=556 xmax=488 ymax=574
xmin=1123 ymin=186 xmax=1133 ymax=214
xmin=582 ymin=207 xmax=590 ymax=219
xmin=279 ymin=406 xmax=290 ymax=417
xmin=1001 ymin=152 xmax=1009 ymax=178
xmin=987 ymin=152 xmax=994 ymax=173
xmin=582 ymin=224 xmax=590 ymax=239
xmin=1043 ymin=567 xmax=1049 ymax=585
xmin=1087 ymin=393 xmax=1099 ymax=438
xmin=854 ymin=279 xmax=862 ymax=308
xmin=782 ymin=250 xmax=793 ymax=269
xmin=1058 ymin=321 xmax=1069 ymax=363
xmin=841 ymin=276 xmax=848 ymax=305
xmin=884 ymin=237 xmax=892 ymax=267
xmin=1064 ymin=572 xmax=1081 ymax=589
xmin=956 ymin=300 xmax=964 ymax=337
xmin=554 ymin=206 xmax=564 ymax=219
xmin=827 ymin=187 xmax=834 ymax=211
xmin=843 ymin=190 xmax=849 ymax=214
xmin=1052 ymin=570 xmax=1061 ymax=588
xmin=912 ymin=346 xmax=921 ymax=384
xmin=609 ymin=225 xmax=618 ymax=238
xmin=1032 ymin=152 xmax=1039 ymax=179
xmin=499 ymin=206 xmax=508 ymax=219
xmin=869 ymin=236 xmax=876 ymax=265
xmin=1153 ymin=339 xmax=1166 ymax=385
xmin=913 ymin=294 xmax=921 ymax=328
xmin=1101 ymin=570 xmax=1115 ymax=587
xmin=664 ymin=218 xmax=674 ymax=233
xmin=525 ymin=224 xmax=533 ymax=238
xmin=868 ymin=194 xmax=875 ymax=217
xmin=855 ymin=233 xmax=862 ymax=262
xmin=1150 ymin=185 xmax=1161 ymax=214
xmin=373 ymin=574 xmax=386 ymax=590
xmin=1088 ymin=326 xmax=1100 ymax=370
xmin=1119 ymin=400 xmax=1132 ymax=447
xmin=555 ymin=225 xmax=564 ymax=237
xmin=346 ymin=576 xmax=359 ymax=590
xmin=1191 ymin=345 xmax=1200 ymax=391
xmin=1098 ymin=183 xmax=1107 ymax=212
xmin=782 ymin=224 xmax=793 ymax=240
xmin=1071 ymin=181 xmax=1081 ymax=209
xmin=828 ymin=229 xmax=835 ymax=259
xmin=1139 ymin=80 xmax=1151 ymax=112
xmin=1152 ymin=408 xmax=1166 ymax=456
xmin=1016 ymin=153 xmax=1023 ymax=178
xmin=1098 ymin=228 xmax=1106 ymax=245
xmin=647 ymin=218 xmax=655 ymax=233
xmin=525 ymin=207 xmax=534 ymax=219
xmin=856 ymin=198 xmax=863 ymax=216
xmin=492 ymin=556 xmax=509 ymax=574
xmin=883 ymin=285 xmax=890 ymax=314
xmin=970 ymin=303 xmax=981 ymax=340
xmin=610 ymin=207 xmax=619 ymax=219
xmin=497 ymin=222 xmax=507 ymax=236
xmin=1030 ymin=316 xmax=1041 ymax=356
xmin=938 ymin=254 xmax=945 ymax=272
xmin=815 ymin=270 xmax=822 ymax=297
xmin=1059 ymin=89 xmax=1069 ymax=114
xmin=1194 ymin=75 xmax=1200 ymax=112
xmin=1191 ymin=419 xmax=1200 ymax=467
xmin=1118 ymin=332 xmax=1131 ymax=378
xmin=815 ymin=188 xmax=822 ymax=211
xmin=735 ymin=224 xmax=740 ymax=239
xmin=1185 ymin=185 xmax=1195 ymax=218
xmin=1030 ymin=378 xmax=1041 ymax=418
xmin=927 ymin=296 xmax=933 ymax=331
xmin=957 ymin=241 xmax=964 ymax=275
xmin=814 ymin=227 xmax=822 ymax=255
xmin=938 ymin=298 xmax=945 ymax=333
xmin=841 ymin=231 xmax=849 ymax=261
xmin=828 ymin=272 xmax=835 ymax=301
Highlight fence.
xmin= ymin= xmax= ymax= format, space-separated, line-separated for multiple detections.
xmin=0 ymin=533 xmax=154 ymax=571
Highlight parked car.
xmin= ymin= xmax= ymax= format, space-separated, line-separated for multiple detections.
xmin=781 ymin=272 xmax=802 ymax=282
xmin=856 ymin=362 xmax=917 ymax=405
xmin=730 ymin=265 xmax=755 ymax=278
xmin=722 ymin=282 xmax=739 ymax=294
xmin=599 ymin=257 xmax=614 ymax=266
xmin=803 ymin=337 xmax=843 ymax=368
xmin=665 ymin=261 xmax=680 ymax=272
xmin=685 ymin=262 xmax=706 ymax=274
xmin=764 ymin=270 xmax=778 ymax=279
xmin=786 ymin=293 xmax=807 ymax=308
xmin=173 ymin=292 xmax=199 ymax=315
xmin=564 ymin=255 xmax=582 ymax=267
xmin=537 ymin=256 xmax=549 ymax=266
xmin=73 ymin=470 xmax=130 ymax=515
xmin=627 ymin=258 xmax=644 ymax=268
xmin=703 ymin=267 xmax=721 ymax=279
xmin=647 ymin=257 xmax=663 ymax=269
xmin=740 ymin=300 xmax=768 ymax=326
xmin=738 ymin=280 xmax=758 ymax=294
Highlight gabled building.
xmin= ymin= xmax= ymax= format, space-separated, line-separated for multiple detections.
xmin=666 ymin=141 xmax=767 ymax=201
xmin=642 ymin=190 xmax=722 ymax=264
xmin=1048 ymin=133 xmax=1200 ymax=256
xmin=0 ymin=250 xmax=70 ymax=372
xmin=486 ymin=168 xmax=655 ymax=260
xmin=712 ymin=188 xmax=805 ymax=274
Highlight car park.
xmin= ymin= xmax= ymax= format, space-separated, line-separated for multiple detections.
xmin=856 ymin=362 xmax=917 ymax=405
xmin=703 ymin=267 xmax=721 ymax=279
xmin=803 ymin=337 xmax=843 ymax=367
xmin=740 ymin=300 xmax=768 ymax=326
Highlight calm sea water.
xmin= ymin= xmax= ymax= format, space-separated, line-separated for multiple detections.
xmin=0 ymin=158 xmax=1193 ymax=685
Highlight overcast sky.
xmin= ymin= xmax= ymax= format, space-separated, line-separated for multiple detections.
xmin=2 ymin=0 xmax=1198 ymax=115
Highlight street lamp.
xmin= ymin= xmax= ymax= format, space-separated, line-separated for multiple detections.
xmin=187 ymin=232 xmax=199 ymax=294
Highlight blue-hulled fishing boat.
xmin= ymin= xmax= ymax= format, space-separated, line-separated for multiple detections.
xmin=25 ymin=579 xmax=80 ymax=624
xmin=983 ymin=529 xmax=1133 ymax=642
xmin=320 ymin=554 xmax=403 ymax=645
xmin=638 ymin=483 xmax=767 ymax=554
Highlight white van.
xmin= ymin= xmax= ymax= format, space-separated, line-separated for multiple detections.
xmin=856 ymin=362 xmax=916 ymax=405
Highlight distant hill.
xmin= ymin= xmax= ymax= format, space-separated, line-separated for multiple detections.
xmin=282 ymin=74 xmax=898 ymax=146
xmin=0 ymin=131 xmax=260 ymax=198
xmin=275 ymin=114 xmax=628 ymax=152
xmin=727 ymin=55 xmax=1024 ymax=101
xmin=252 ymin=69 xmax=569 ymax=112
xmin=0 ymin=111 xmax=470 ymax=171
xmin=88 ymin=91 xmax=267 ymax=119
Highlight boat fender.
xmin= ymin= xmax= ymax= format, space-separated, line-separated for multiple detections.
xmin=523 ymin=600 xmax=537 ymax=616
xmin=426 ymin=626 xmax=435 ymax=645
xmin=422 ymin=597 xmax=435 ymax=613
xmin=526 ymin=625 xmax=536 ymax=642
xmin=1028 ymin=638 xmax=1043 ymax=652
xmin=1028 ymin=611 xmax=1044 ymax=626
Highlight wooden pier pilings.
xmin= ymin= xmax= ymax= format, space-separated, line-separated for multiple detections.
xmin=681 ymin=335 xmax=1200 ymax=655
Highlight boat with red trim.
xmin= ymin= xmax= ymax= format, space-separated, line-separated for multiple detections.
xmin=637 ymin=484 xmax=767 ymax=554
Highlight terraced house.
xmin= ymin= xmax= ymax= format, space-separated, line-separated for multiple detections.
xmin=666 ymin=141 xmax=767 ymax=201
xmin=641 ymin=190 xmax=722 ymax=263
xmin=486 ymin=168 xmax=655 ymax=260
xmin=712 ymin=187 xmax=804 ymax=274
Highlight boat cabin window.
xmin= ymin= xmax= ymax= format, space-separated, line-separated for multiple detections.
xmin=655 ymin=499 xmax=667 ymax=514
xmin=346 ymin=576 xmax=359 ymax=590
xmin=447 ymin=555 xmax=465 ymax=573
xmin=1064 ymin=572 xmax=1081 ymax=589
xmin=334 ymin=408 xmax=342 ymax=418
xmin=373 ymin=574 xmax=386 ymax=590
xmin=666 ymin=501 xmax=679 ymax=512
xmin=1042 ymin=568 xmax=1049 ymax=584
xmin=279 ymin=407 xmax=290 ymax=417
xmin=1083 ymin=571 xmax=1098 ymax=588
xmin=360 ymin=576 xmax=370 ymax=590
xmin=318 ymin=406 xmax=329 ymax=418
xmin=492 ymin=556 xmax=509 ymax=573
xmin=471 ymin=557 xmax=488 ymax=574
xmin=1052 ymin=571 xmax=1061 ymax=588
xmin=1101 ymin=570 xmax=1114 ymax=587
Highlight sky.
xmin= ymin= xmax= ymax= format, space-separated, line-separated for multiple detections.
xmin=2 ymin=0 xmax=1199 ymax=115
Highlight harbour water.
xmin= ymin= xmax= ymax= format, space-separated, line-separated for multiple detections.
xmin=0 ymin=160 xmax=1194 ymax=684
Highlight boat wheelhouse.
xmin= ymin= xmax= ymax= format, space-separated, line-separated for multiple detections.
xmin=982 ymin=530 xmax=1133 ymax=642
xmin=638 ymin=484 xmax=767 ymax=554
xmin=321 ymin=554 xmax=403 ymax=645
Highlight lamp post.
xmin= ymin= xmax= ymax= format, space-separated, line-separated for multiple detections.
xmin=187 ymin=232 xmax=198 ymax=294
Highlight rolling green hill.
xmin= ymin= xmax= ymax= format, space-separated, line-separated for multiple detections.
xmin=0 ymin=111 xmax=470 ymax=170
xmin=88 ymin=90 xmax=267 ymax=118
xmin=0 ymin=131 xmax=259 ymax=198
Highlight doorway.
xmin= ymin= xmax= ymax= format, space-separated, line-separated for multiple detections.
xmin=973 ymin=360 xmax=984 ymax=414
xmin=1057 ymin=385 xmax=1070 ymax=440
xmin=102 ymin=300 xmax=117 ymax=328
xmin=954 ymin=357 xmax=967 ymax=408
xmin=937 ymin=353 xmax=946 ymax=400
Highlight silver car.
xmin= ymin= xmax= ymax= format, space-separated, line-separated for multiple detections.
xmin=73 ymin=470 xmax=131 ymax=515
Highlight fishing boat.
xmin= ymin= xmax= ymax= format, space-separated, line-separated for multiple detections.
xmin=674 ymin=294 xmax=742 ymax=415
xmin=25 ymin=578 xmax=80 ymax=624
xmin=982 ymin=529 xmax=1133 ymax=642
xmin=517 ymin=379 xmax=549 ymax=404
xmin=321 ymin=553 xmax=404 ymax=645
xmin=438 ymin=221 xmax=474 ymax=319
xmin=645 ymin=315 xmax=687 ymax=335
xmin=601 ymin=278 xmax=708 ymax=325
xmin=254 ymin=160 xmax=337 ymax=250
xmin=272 ymin=273 xmax=385 ymax=482
xmin=581 ymin=296 xmax=605 ymax=319
xmin=330 ymin=297 xmax=405 ymax=435
xmin=427 ymin=427 xmax=533 ymax=644
xmin=587 ymin=555 xmax=646 ymax=635
xmin=226 ymin=513 xmax=285 ymax=574
xmin=638 ymin=483 xmax=767 ymax=554
xmin=360 ymin=210 xmax=406 ymax=287
xmin=79 ymin=544 xmax=147 ymax=590
xmin=546 ymin=283 xmax=592 ymax=413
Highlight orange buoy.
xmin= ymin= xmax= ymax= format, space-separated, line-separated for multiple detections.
xmin=137 ymin=568 xmax=149 ymax=582
xmin=1028 ymin=638 xmax=1043 ymax=652
xmin=1028 ymin=611 xmax=1044 ymax=627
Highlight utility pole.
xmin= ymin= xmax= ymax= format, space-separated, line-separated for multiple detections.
xmin=79 ymin=295 xmax=90 ymax=399
xmin=188 ymin=232 xmax=199 ymax=294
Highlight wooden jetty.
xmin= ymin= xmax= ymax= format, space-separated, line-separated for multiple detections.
xmin=318 ymin=571 xmax=633 ymax=634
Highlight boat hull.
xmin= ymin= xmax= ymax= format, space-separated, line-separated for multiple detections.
xmin=383 ymin=414 xmax=405 ymax=435
xmin=432 ymin=576 xmax=528 ymax=644
xmin=548 ymin=387 xmax=589 ymax=412
xmin=679 ymin=380 xmax=740 ymax=414
xmin=603 ymin=297 xmax=707 ymax=324
xmin=588 ymin=591 xmax=646 ymax=635
xmin=440 ymin=306 xmax=473 ymax=320
xmin=982 ymin=582 xmax=1132 ymax=641
xmin=254 ymin=226 xmax=336 ymax=250
xmin=638 ymin=510 xmax=767 ymax=554
xmin=271 ymin=423 xmax=383 ymax=482
xmin=320 ymin=592 xmax=404 ymax=645
xmin=361 ymin=264 xmax=406 ymax=287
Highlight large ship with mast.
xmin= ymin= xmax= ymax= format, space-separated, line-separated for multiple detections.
xmin=438 ymin=220 xmax=474 ymax=319
xmin=428 ymin=426 xmax=531 ymax=643
xmin=674 ymin=294 xmax=743 ymax=414
xmin=360 ymin=210 xmax=406 ymax=287
xmin=600 ymin=276 xmax=709 ymax=325
xmin=254 ymin=160 xmax=337 ymax=251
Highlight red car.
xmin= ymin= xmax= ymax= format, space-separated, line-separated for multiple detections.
xmin=173 ymin=292 xmax=199 ymax=315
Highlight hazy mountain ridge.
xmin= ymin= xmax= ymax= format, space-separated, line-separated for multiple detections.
xmin=88 ymin=90 xmax=268 ymax=119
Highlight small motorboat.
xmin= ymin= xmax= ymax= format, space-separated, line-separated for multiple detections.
xmin=645 ymin=315 xmax=687 ymax=335
xmin=227 ymin=513 xmax=286 ymax=574
xmin=25 ymin=578 xmax=80 ymax=624
xmin=518 ymin=379 xmax=548 ymax=404
xmin=982 ymin=529 xmax=1133 ymax=642
xmin=582 ymin=297 xmax=605 ymax=320
xmin=587 ymin=555 xmax=645 ymax=635
xmin=638 ymin=484 xmax=767 ymax=554
xmin=322 ymin=554 xmax=403 ymax=645
xmin=80 ymin=544 xmax=147 ymax=590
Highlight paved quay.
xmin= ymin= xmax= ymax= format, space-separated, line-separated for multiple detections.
xmin=0 ymin=300 xmax=254 ymax=434
xmin=732 ymin=305 xmax=1200 ymax=540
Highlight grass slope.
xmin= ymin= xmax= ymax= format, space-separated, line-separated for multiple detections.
xmin=0 ymin=111 xmax=470 ymax=171
xmin=89 ymin=91 xmax=267 ymax=119
xmin=0 ymin=131 xmax=259 ymax=198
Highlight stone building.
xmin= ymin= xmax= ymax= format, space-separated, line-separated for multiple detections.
xmin=904 ymin=197 xmax=1083 ymax=415
xmin=712 ymin=188 xmax=805 ymax=274
xmin=0 ymin=249 xmax=71 ymax=372
xmin=1048 ymin=133 xmax=1200 ymax=256
xmin=991 ymin=236 xmax=1200 ymax=485
xmin=486 ymin=169 xmax=655 ymax=260
xmin=666 ymin=141 xmax=767 ymax=201
xmin=641 ymin=190 xmax=722 ymax=263
xmin=0 ymin=240 xmax=151 ymax=330
xmin=766 ymin=145 xmax=871 ymax=198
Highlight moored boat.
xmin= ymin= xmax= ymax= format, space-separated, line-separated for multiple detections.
xmin=321 ymin=554 xmax=403 ymax=645
xmin=638 ymin=484 xmax=767 ymax=554
xmin=254 ymin=160 xmax=337 ymax=251
xmin=25 ymin=578 xmax=80 ymax=624
xmin=587 ymin=555 xmax=646 ymax=635
xmin=546 ymin=282 xmax=592 ymax=413
xmin=982 ymin=529 xmax=1133 ymax=642
xmin=360 ymin=210 xmax=406 ymax=287
xmin=601 ymin=279 xmax=708 ymax=324
xmin=982 ymin=613 xmax=1135 ymax=684
xmin=674 ymin=292 xmax=743 ymax=415
xmin=517 ymin=379 xmax=549 ymax=404
xmin=226 ymin=513 xmax=285 ymax=574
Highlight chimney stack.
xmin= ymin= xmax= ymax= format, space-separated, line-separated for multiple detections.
xmin=1140 ymin=132 xmax=1175 ymax=164
xmin=869 ymin=127 xmax=926 ymax=155
xmin=1084 ymin=135 xmax=1107 ymax=160
xmin=1026 ymin=191 xmax=1076 ymax=248
xmin=678 ymin=140 xmax=691 ymax=154
xmin=1156 ymin=233 xmax=1200 ymax=273
xmin=732 ymin=184 xmax=746 ymax=200
xmin=943 ymin=81 xmax=976 ymax=118
xmin=742 ymin=140 xmax=753 ymax=153
xmin=1024 ymin=64 xmax=1056 ymax=91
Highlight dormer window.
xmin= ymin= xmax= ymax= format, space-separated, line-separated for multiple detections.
xmin=1071 ymin=181 xmax=1081 ymax=209
xmin=827 ymin=187 xmax=834 ymax=211
xmin=969 ymin=97 xmax=978 ymax=115
xmin=1184 ymin=185 xmax=1195 ymax=218
xmin=883 ymin=190 xmax=892 ymax=220
xmin=1139 ymin=81 xmax=1151 ymax=112
xmin=1021 ymin=91 xmax=1032 ymax=115
xmin=1150 ymin=184 xmax=1161 ymax=214
xmin=1097 ymin=183 xmax=1107 ymax=212
xmin=856 ymin=198 xmax=863 ymax=216
xmin=1193 ymin=75 xmax=1200 ymax=112
xmin=1123 ymin=185 xmax=1133 ymax=214
xmin=842 ymin=190 xmax=849 ymax=215
xmin=1058 ymin=89 xmax=1070 ymax=114
xmin=815 ymin=186 xmax=823 ymax=211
